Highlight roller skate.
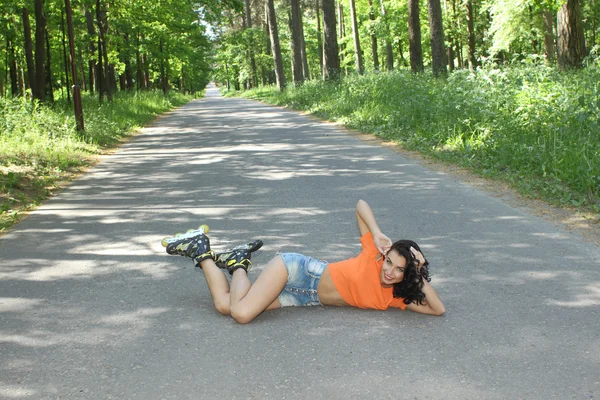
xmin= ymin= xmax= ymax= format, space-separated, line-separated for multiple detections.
xmin=161 ymin=224 xmax=214 ymax=263
xmin=222 ymin=248 xmax=253 ymax=275
xmin=214 ymin=239 xmax=263 ymax=269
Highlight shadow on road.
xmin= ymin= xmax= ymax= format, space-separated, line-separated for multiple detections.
xmin=1 ymin=88 xmax=599 ymax=399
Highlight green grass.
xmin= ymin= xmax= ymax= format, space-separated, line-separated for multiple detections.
xmin=0 ymin=90 xmax=194 ymax=232
xmin=235 ymin=66 xmax=600 ymax=211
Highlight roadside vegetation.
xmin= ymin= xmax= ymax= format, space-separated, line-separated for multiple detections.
xmin=0 ymin=91 xmax=193 ymax=232
xmin=231 ymin=65 xmax=600 ymax=213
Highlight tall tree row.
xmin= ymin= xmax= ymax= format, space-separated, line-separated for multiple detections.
xmin=0 ymin=0 xmax=226 ymax=100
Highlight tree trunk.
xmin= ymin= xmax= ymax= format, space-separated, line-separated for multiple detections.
xmin=349 ymin=0 xmax=363 ymax=74
xmin=557 ymin=0 xmax=584 ymax=69
xmin=22 ymin=8 xmax=36 ymax=96
xmin=61 ymin=9 xmax=71 ymax=102
xmin=316 ymin=0 xmax=323 ymax=78
xmin=267 ymin=0 xmax=286 ymax=90
xmin=408 ymin=0 xmax=424 ymax=72
xmin=85 ymin=8 xmax=96 ymax=95
xmin=543 ymin=10 xmax=556 ymax=64
xmin=299 ymin=14 xmax=310 ymax=80
xmin=380 ymin=0 xmax=394 ymax=71
xmin=160 ymin=38 xmax=168 ymax=95
xmin=466 ymin=0 xmax=477 ymax=69
xmin=398 ymin=40 xmax=407 ymax=66
xmin=97 ymin=35 xmax=104 ymax=101
xmin=290 ymin=0 xmax=305 ymax=83
xmin=245 ymin=0 xmax=258 ymax=88
xmin=125 ymin=59 xmax=133 ymax=89
xmin=44 ymin=28 xmax=54 ymax=102
xmin=34 ymin=0 xmax=46 ymax=101
xmin=181 ymin=66 xmax=186 ymax=93
xmin=428 ymin=0 xmax=447 ymax=75
xmin=96 ymin=0 xmax=112 ymax=101
xmin=142 ymin=53 xmax=149 ymax=89
xmin=338 ymin=2 xmax=346 ymax=74
xmin=367 ymin=0 xmax=379 ymax=71
xmin=78 ymin=47 xmax=86 ymax=91
xmin=121 ymin=33 xmax=134 ymax=90
xmin=8 ymin=39 xmax=20 ymax=96
xmin=264 ymin=7 xmax=275 ymax=85
xmin=447 ymin=39 xmax=455 ymax=71
xmin=322 ymin=0 xmax=340 ymax=79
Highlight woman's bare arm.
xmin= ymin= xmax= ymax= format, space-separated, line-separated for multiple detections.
xmin=405 ymin=281 xmax=445 ymax=315
xmin=356 ymin=199 xmax=392 ymax=254
xmin=405 ymin=248 xmax=445 ymax=316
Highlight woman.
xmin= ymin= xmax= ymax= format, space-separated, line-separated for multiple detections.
xmin=166 ymin=199 xmax=445 ymax=324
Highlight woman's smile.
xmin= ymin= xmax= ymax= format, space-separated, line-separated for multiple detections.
xmin=380 ymin=250 xmax=407 ymax=286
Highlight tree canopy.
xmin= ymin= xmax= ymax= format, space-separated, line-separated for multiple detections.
xmin=1 ymin=0 xmax=598 ymax=100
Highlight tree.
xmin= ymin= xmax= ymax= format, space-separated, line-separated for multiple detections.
xmin=245 ymin=0 xmax=258 ymax=88
xmin=321 ymin=0 xmax=340 ymax=78
xmin=349 ymin=0 xmax=363 ymax=74
xmin=266 ymin=0 xmax=286 ymax=90
xmin=22 ymin=7 xmax=36 ymax=95
xmin=408 ymin=0 xmax=424 ymax=72
xmin=290 ymin=0 xmax=304 ymax=83
xmin=466 ymin=0 xmax=478 ymax=69
xmin=543 ymin=10 xmax=556 ymax=63
xmin=428 ymin=0 xmax=447 ymax=75
xmin=367 ymin=0 xmax=379 ymax=71
xmin=379 ymin=0 xmax=393 ymax=71
xmin=34 ymin=0 xmax=46 ymax=101
xmin=557 ymin=0 xmax=585 ymax=68
xmin=315 ymin=0 xmax=323 ymax=77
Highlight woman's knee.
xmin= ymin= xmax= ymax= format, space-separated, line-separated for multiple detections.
xmin=213 ymin=297 xmax=230 ymax=316
xmin=229 ymin=305 xmax=256 ymax=324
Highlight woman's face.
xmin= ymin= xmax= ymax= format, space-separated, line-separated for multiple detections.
xmin=380 ymin=250 xmax=407 ymax=287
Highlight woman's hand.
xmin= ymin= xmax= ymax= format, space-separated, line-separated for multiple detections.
xmin=373 ymin=231 xmax=392 ymax=255
xmin=410 ymin=246 xmax=427 ymax=272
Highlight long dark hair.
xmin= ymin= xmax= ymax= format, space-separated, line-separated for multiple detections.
xmin=388 ymin=240 xmax=431 ymax=305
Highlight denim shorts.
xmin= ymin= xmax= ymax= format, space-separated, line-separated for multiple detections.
xmin=278 ymin=253 xmax=328 ymax=307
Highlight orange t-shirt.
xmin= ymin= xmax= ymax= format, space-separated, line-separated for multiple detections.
xmin=328 ymin=232 xmax=407 ymax=310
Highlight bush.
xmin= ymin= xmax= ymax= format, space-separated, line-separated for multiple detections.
xmin=242 ymin=66 xmax=600 ymax=208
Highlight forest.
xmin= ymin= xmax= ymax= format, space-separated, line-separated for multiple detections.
xmin=0 ymin=0 xmax=599 ymax=230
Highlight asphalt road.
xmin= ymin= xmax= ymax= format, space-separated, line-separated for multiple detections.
xmin=1 ymin=84 xmax=599 ymax=400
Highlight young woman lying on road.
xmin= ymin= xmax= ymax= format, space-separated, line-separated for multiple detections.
xmin=164 ymin=199 xmax=445 ymax=324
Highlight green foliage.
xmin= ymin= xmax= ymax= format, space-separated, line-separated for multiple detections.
xmin=241 ymin=66 xmax=600 ymax=209
xmin=0 ymin=90 xmax=192 ymax=231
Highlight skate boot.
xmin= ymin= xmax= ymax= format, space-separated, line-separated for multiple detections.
xmin=166 ymin=232 xmax=214 ymax=263
xmin=214 ymin=240 xmax=263 ymax=269
xmin=162 ymin=224 xmax=210 ymax=253
xmin=222 ymin=249 xmax=253 ymax=275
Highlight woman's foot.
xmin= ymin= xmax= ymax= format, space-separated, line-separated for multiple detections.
xmin=167 ymin=233 xmax=214 ymax=264
xmin=224 ymin=249 xmax=253 ymax=275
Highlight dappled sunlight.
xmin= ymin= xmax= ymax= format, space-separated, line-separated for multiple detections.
xmin=1 ymin=385 xmax=37 ymax=399
xmin=1 ymin=260 xmax=112 ymax=281
xmin=262 ymin=208 xmax=328 ymax=217
xmin=187 ymin=154 xmax=230 ymax=165
xmin=547 ymin=281 xmax=600 ymax=307
xmin=73 ymin=238 xmax=155 ymax=256
xmin=517 ymin=270 xmax=581 ymax=280
xmin=98 ymin=307 xmax=169 ymax=327
xmin=1 ymin=304 xmax=173 ymax=350
xmin=531 ymin=232 xmax=571 ymax=240
xmin=0 ymin=298 xmax=44 ymax=313
xmin=242 ymin=167 xmax=337 ymax=180
xmin=471 ymin=215 xmax=526 ymax=223
xmin=2 ymin=92 xmax=600 ymax=400
xmin=321 ymin=370 xmax=505 ymax=400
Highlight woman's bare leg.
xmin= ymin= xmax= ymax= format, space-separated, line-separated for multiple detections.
xmin=199 ymin=255 xmax=288 ymax=323
xmin=199 ymin=259 xmax=232 ymax=315
xmin=228 ymin=255 xmax=288 ymax=324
